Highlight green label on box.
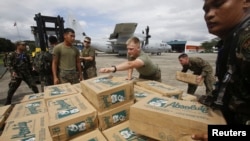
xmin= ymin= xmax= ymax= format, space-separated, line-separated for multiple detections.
xmin=67 ymin=121 xmax=86 ymax=137
xmin=102 ymin=90 xmax=126 ymax=108
xmin=147 ymin=97 xmax=208 ymax=113
xmin=94 ymin=77 xmax=122 ymax=87
xmin=88 ymin=137 xmax=98 ymax=141
xmin=112 ymin=110 xmax=127 ymax=124
xmin=67 ymin=117 xmax=95 ymax=137
xmin=50 ymin=87 xmax=66 ymax=96
xmin=57 ymin=107 xmax=79 ymax=119
xmin=147 ymin=97 xmax=168 ymax=107
xmin=11 ymin=121 xmax=35 ymax=140
xmin=25 ymin=101 xmax=41 ymax=114
xmin=119 ymin=127 xmax=136 ymax=140
xmin=111 ymin=90 xmax=125 ymax=104
xmin=134 ymin=91 xmax=148 ymax=98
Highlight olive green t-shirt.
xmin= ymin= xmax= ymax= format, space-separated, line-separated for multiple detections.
xmin=128 ymin=50 xmax=158 ymax=76
xmin=53 ymin=43 xmax=80 ymax=70
xmin=81 ymin=47 xmax=96 ymax=67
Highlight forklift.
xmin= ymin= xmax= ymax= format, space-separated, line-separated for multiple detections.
xmin=31 ymin=13 xmax=65 ymax=91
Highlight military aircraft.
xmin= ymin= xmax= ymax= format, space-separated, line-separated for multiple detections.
xmin=88 ymin=23 xmax=172 ymax=56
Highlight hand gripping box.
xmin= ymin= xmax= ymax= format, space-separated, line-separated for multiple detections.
xmin=129 ymin=95 xmax=226 ymax=141
xmin=6 ymin=99 xmax=48 ymax=122
xmin=102 ymin=121 xmax=157 ymax=141
xmin=44 ymin=83 xmax=78 ymax=102
xmin=98 ymin=100 xmax=134 ymax=131
xmin=69 ymin=129 xmax=107 ymax=141
xmin=136 ymin=81 xmax=183 ymax=99
xmin=176 ymin=71 xmax=204 ymax=86
xmin=0 ymin=114 xmax=52 ymax=141
xmin=46 ymin=93 xmax=98 ymax=141
xmin=80 ymin=75 xmax=134 ymax=112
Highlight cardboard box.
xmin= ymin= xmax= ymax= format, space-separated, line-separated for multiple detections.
xmin=69 ymin=129 xmax=107 ymax=141
xmin=0 ymin=105 xmax=13 ymax=129
xmin=21 ymin=92 xmax=44 ymax=103
xmin=111 ymin=75 xmax=146 ymax=84
xmin=0 ymin=114 xmax=52 ymax=141
xmin=181 ymin=92 xmax=198 ymax=102
xmin=136 ymin=81 xmax=183 ymax=99
xmin=44 ymin=83 xmax=78 ymax=102
xmin=80 ymin=75 xmax=134 ymax=112
xmin=72 ymin=83 xmax=82 ymax=94
xmin=102 ymin=121 xmax=157 ymax=141
xmin=98 ymin=100 xmax=134 ymax=131
xmin=6 ymin=99 xmax=47 ymax=122
xmin=47 ymin=93 xmax=98 ymax=141
xmin=176 ymin=71 xmax=204 ymax=86
xmin=134 ymin=85 xmax=162 ymax=102
xmin=129 ymin=95 xmax=226 ymax=141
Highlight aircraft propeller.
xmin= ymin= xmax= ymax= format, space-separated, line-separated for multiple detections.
xmin=145 ymin=26 xmax=151 ymax=45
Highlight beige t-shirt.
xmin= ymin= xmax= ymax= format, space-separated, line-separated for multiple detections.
xmin=128 ymin=50 xmax=158 ymax=76
xmin=53 ymin=43 xmax=80 ymax=70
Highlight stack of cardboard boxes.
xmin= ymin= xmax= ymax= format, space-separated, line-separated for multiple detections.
xmin=0 ymin=82 xmax=98 ymax=141
xmin=0 ymin=73 xmax=227 ymax=141
xmin=136 ymin=80 xmax=184 ymax=99
xmin=129 ymin=95 xmax=226 ymax=141
xmin=80 ymin=75 xmax=134 ymax=131
xmin=45 ymin=83 xmax=98 ymax=141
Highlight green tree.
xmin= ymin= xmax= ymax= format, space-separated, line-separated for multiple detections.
xmin=201 ymin=38 xmax=220 ymax=52
xmin=0 ymin=38 xmax=15 ymax=52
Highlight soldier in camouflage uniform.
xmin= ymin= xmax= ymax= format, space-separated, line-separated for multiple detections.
xmin=99 ymin=36 xmax=161 ymax=82
xmin=192 ymin=0 xmax=250 ymax=140
xmin=80 ymin=36 xmax=97 ymax=79
xmin=5 ymin=41 xmax=39 ymax=105
xmin=178 ymin=53 xmax=214 ymax=96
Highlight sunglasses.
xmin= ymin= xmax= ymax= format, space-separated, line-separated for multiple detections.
xmin=84 ymin=40 xmax=90 ymax=44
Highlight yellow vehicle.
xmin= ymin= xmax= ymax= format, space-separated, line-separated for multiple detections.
xmin=32 ymin=47 xmax=42 ymax=57
xmin=31 ymin=13 xmax=64 ymax=91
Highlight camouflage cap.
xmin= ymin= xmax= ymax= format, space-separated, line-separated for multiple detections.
xmin=15 ymin=41 xmax=26 ymax=46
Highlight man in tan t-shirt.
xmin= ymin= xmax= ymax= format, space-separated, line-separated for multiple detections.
xmin=99 ymin=36 xmax=161 ymax=82
xmin=52 ymin=28 xmax=83 ymax=84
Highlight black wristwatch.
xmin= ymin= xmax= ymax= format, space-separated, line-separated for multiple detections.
xmin=111 ymin=66 xmax=117 ymax=73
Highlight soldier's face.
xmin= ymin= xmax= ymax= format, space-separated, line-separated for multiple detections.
xmin=127 ymin=42 xmax=140 ymax=58
xmin=83 ymin=39 xmax=91 ymax=47
xmin=203 ymin=0 xmax=249 ymax=38
xmin=18 ymin=44 xmax=26 ymax=51
xmin=64 ymin=32 xmax=75 ymax=44
xmin=179 ymin=57 xmax=188 ymax=66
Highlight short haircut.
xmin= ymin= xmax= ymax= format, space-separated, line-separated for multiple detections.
xmin=49 ymin=36 xmax=58 ymax=44
xmin=178 ymin=53 xmax=188 ymax=59
xmin=126 ymin=36 xmax=141 ymax=46
xmin=15 ymin=41 xmax=26 ymax=46
xmin=64 ymin=28 xmax=75 ymax=34
xmin=84 ymin=36 xmax=91 ymax=42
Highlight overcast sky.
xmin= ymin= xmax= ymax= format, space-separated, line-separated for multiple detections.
xmin=0 ymin=0 xmax=217 ymax=44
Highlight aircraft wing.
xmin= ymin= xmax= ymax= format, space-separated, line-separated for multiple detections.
xmin=109 ymin=23 xmax=138 ymax=45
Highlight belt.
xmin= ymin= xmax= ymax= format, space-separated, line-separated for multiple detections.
xmin=60 ymin=69 xmax=76 ymax=72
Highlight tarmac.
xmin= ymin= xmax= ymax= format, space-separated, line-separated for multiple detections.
xmin=0 ymin=52 xmax=217 ymax=106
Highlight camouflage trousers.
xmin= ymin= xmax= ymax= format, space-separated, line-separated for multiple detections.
xmin=139 ymin=68 xmax=161 ymax=82
xmin=83 ymin=66 xmax=97 ymax=80
xmin=59 ymin=70 xmax=80 ymax=84
xmin=187 ymin=73 xmax=214 ymax=95
xmin=6 ymin=72 xmax=39 ymax=105
xmin=40 ymin=72 xmax=53 ymax=86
